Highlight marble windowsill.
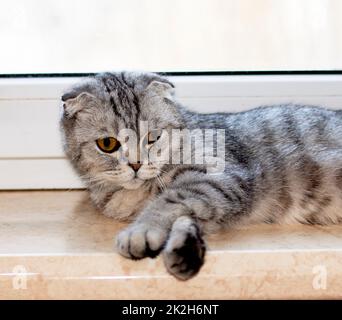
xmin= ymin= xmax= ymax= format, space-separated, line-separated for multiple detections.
xmin=0 ymin=190 xmax=342 ymax=299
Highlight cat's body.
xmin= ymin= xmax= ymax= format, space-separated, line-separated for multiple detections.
xmin=183 ymin=105 xmax=342 ymax=227
xmin=60 ymin=72 xmax=342 ymax=280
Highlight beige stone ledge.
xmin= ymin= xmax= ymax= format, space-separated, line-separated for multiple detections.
xmin=0 ymin=190 xmax=341 ymax=299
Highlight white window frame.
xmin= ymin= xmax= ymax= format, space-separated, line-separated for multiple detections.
xmin=1 ymin=74 xmax=342 ymax=189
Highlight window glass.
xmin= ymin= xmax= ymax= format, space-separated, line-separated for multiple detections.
xmin=1 ymin=0 xmax=341 ymax=74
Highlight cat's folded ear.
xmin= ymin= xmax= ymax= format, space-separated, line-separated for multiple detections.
xmin=61 ymin=88 xmax=98 ymax=118
xmin=146 ymin=79 xmax=175 ymax=100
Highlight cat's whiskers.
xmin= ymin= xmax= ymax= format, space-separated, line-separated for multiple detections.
xmin=156 ymin=174 xmax=166 ymax=191
xmin=157 ymin=174 xmax=168 ymax=190
xmin=155 ymin=176 xmax=163 ymax=191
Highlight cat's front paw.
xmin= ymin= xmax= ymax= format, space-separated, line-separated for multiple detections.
xmin=163 ymin=216 xmax=206 ymax=281
xmin=115 ymin=224 xmax=168 ymax=260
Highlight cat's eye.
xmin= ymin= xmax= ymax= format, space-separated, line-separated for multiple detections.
xmin=96 ymin=137 xmax=120 ymax=153
xmin=147 ymin=129 xmax=162 ymax=144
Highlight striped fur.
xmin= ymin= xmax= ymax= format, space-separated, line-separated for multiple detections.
xmin=60 ymin=72 xmax=342 ymax=280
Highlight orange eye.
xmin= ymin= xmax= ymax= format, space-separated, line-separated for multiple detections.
xmin=147 ymin=129 xmax=162 ymax=144
xmin=96 ymin=137 xmax=120 ymax=153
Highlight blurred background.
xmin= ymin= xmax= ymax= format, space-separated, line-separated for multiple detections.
xmin=1 ymin=0 xmax=342 ymax=74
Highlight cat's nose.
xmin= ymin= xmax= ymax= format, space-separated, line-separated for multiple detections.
xmin=129 ymin=162 xmax=142 ymax=172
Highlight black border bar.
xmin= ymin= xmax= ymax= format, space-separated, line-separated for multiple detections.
xmin=0 ymin=70 xmax=342 ymax=78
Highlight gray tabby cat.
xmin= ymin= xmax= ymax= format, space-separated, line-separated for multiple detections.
xmin=60 ymin=71 xmax=342 ymax=280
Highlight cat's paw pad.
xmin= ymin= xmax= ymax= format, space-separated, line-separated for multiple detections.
xmin=163 ymin=216 xmax=206 ymax=281
xmin=115 ymin=224 xmax=167 ymax=260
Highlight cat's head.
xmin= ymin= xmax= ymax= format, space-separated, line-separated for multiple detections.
xmin=60 ymin=72 xmax=184 ymax=190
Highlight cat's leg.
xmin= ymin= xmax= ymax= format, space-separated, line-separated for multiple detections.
xmin=163 ymin=215 xmax=206 ymax=280
xmin=115 ymin=213 xmax=206 ymax=280
xmin=115 ymin=166 xmax=253 ymax=279
xmin=115 ymin=220 xmax=168 ymax=259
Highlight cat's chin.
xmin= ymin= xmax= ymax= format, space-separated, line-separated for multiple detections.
xmin=121 ymin=178 xmax=145 ymax=190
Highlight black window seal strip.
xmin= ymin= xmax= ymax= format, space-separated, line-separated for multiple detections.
xmin=0 ymin=70 xmax=342 ymax=78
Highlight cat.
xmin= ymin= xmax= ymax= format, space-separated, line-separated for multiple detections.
xmin=60 ymin=71 xmax=342 ymax=280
